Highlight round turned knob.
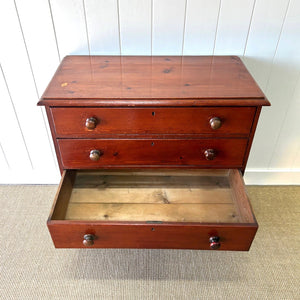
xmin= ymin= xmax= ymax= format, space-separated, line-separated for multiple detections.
xmin=204 ymin=149 xmax=217 ymax=160
xmin=209 ymin=117 xmax=222 ymax=130
xmin=89 ymin=150 xmax=102 ymax=161
xmin=85 ymin=117 xmax=98 ymax=130
xmin=83 ymin=234 xmax=95 ymax=247
xmin=209 ymin=236 xmax=221 ymax=250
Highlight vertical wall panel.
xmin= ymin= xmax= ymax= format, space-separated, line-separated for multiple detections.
xmin=0 ymin=1 xmax=56 ymax=173
xmin=0 ymin=66 xmax=31 ymax=170
xmin=270 ymin=75 xmax=300 ymax=169
xmin=0 ymin=0 xmax=299 ymax=183
xmin=251 ymin=0 xmax=300 ymax=169
xmin=15 ymin=0 xmax=60 ymax=171
xmin=85 ymin=0 xmax=120 ymax=55
xmin=214 ymin=0 xmax=255 ymax=55
xmin=242 ymin=0 xmax=290 ymax=91
xmin=183 ymin=0 xmax=220 ymax=55
xmin=267 ymin=0 xmax=300 ymax=169
xmin=119 ymin=0 xmax=151 ymax=55
xmin=50 ymin=0 xmax=89 ymax=58
xmin=241 ymin=0 xmax=290 ymax=169
xmin=152 ymin=0 xmax=186 ymax=55
xmin=0 ymin=142 xmax=9 ymax=172
xmin=15 ymin=0 xmax=60 ymax=96
xmin=0 ymin=143 xmax=9 ymax=171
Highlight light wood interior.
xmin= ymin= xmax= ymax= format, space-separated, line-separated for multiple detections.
xmin=51 ymin=169 xmax=255 ymax=223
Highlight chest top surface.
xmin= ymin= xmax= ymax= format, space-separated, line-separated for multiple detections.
xmin=39 ymin=56 xmax=269 ymax=107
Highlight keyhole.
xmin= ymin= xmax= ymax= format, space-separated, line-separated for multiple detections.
xmin=151 ymin=142 xmax=155 ymax=146
xmin=151 ymin=228 xmax=155 ymax=231
xmin=152 ymin=111 xmax=155 ymax=116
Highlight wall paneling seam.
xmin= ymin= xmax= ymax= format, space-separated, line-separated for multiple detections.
xmin=262 ymin=0 xmax=291 ymax=94
xmin=151 ymin=0 xmax=153 ymax=56
xmin=47 ymin=0 xmax=61 ymax=61
xmin=0 ymin=142 xmax=9 ymax=168
xmin=212 ymin=0 xmax=221 ymax=55
xmin=82 ymin=0 xmax=91 ymax=57
xmin=242 ymin=0 xmax=257 ymax=56
xmin=13 ymin=0 xmax=57 ymax=170
xmin=117 ymin=0 xmax=122 ymax=55
xmin=181 ymin=0 xmax=188 ymax=55
xmin=262 ymin=0 xmax=291 ymax=169
xmin=0 ymin=64 xmax=33 ymax=169
xmin=269 ymin=70 xmax=300 ymax=169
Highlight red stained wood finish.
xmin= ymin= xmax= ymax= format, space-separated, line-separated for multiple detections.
xmin=38 ymin=56 xmax=270 ymax=107
xmin=58 ymin=138 xmax=248 ymax=169
xmin=38 ymin=55 xmax=270 ymax=250
xmin=51 ymin=107 xmax=256 ymax=137
xmin=47 ymin=169 xmax=258 ymax=250
xmin=48 ymin=222 xmax=257 ymax=251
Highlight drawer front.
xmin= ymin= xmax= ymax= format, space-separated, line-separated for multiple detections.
xmin=48 ymin=169 xmax=258 ymax=250
xmin=58 ymin=138 xmax=248 ymax=168
xmin=48 ymin=223 xmax=257 ymax=251
xmin=51 ymin=107 xmax=256 ymax=137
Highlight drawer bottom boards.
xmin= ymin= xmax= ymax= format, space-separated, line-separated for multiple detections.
xmin=48 ymin=169 xmax=258 ymax=250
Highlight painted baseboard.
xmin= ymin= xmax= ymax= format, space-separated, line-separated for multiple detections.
xmin=244 ymin=169 xmax=300 ymax=185
xmin=0 ymin=168 xmax=299 ymax=185
xmin=0 ymin=169 xmax=61 ymax=184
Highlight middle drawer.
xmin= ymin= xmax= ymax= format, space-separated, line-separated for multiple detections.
xmin=58 ymin=138 xmax=248 ymax=169
xmin=51 ymin=107 xmax=255 ymax=137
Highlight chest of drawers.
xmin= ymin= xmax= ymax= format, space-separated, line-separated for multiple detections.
xmin=38 ymin=56 xmax=270 ymax=250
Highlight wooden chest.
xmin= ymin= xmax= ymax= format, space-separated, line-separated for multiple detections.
xmin=38 ymin=56 xmax=270 ymax=250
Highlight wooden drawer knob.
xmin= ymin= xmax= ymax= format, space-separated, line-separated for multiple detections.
xmin=85 ymin=117 xmax=98 ymax=130
xmin=83 ymin=234 xmax=95 ymax=247
xmin=204 ymin=149 xmax=217 ymax=160
xmin=89 ymin=150 xmax=102 ymax=161
xmin=209 ymin=236 xmax=221 ymax=250
xmin=209 ymin=117 xmax=222 ymax=130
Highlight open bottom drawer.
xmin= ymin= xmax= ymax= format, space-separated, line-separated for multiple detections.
xmin=48 ymin=169 xmax=258 ymax=250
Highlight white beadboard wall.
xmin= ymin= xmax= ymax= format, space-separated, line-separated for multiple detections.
xmin=0 ymin=0 xmax=299 ymax=184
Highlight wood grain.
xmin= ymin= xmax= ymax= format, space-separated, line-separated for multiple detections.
xmin=57 ymin=138 xmax=248 ymax=169
xmin=39 ymin=56 xmax=269 ymax=106
xmin=49 ymin=170 xmax=76 ymax=221
xmin=40 ymin=54 xmax=265 ymax=250
xmin=48 ymin=223 xmax=257 ymax=250
xmin=69 ymin=188 xmax=232 ymax=204
xmin=65 ymin=203 xmax=238 ymax=223
xmin=51 ymin=107 xmax=256 ymax=137
xmin=228 ymin=169 xmax=256 ymax=223
xmin=48 ymin=169 xmax=258 ymax=250
xmin=242 ymin=106 xmax=261 ymax=173
xmin=69 ymin=170 xmax=232 ymax=205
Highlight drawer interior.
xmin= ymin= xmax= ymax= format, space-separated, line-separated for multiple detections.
xmin=50 ymin=169 xmax=255 ymax=224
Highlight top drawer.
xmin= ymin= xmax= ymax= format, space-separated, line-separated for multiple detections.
xmin=51 ymin=107 xmax=256 ymax=137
